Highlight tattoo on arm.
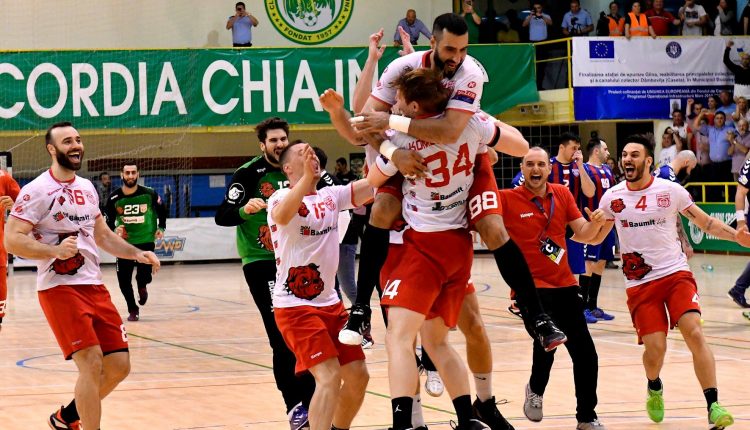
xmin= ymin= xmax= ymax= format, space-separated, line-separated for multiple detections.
xmin=683 ymin=207 xmax=696 ymax=219
xmin=706 ymin=218 xmax=714 ymax=231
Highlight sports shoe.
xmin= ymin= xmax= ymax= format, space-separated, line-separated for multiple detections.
xmin=472 ymin=396 xmax=515 ymax=430
xmin=450 ymin=419 xmax=490 ymax=429
xmin=338 ymin=303 xmax=371 ymax=346
xmin=288 ymin=402 xmax=309 ymax=430
xmin=533 ymin=314 xmax=567 ymax=352
xmin=523 ymin=384 xmax=543 ymax=422
xmin=708 ymin=402 xmax=734 ymax=429
xmin=743 ymin=311 xmax=750 ymax=321
xmin=361 ymin=325 xmax=374 ymax=349
xmin=576 ymin=419 xmax=606 ymax=429
xmin=583 ymin=309 xmax=599 ymax=324
xmin=605 ymin=261 xmax=619 ymax=269
xmin=727 ymin=287 xmax=750 ymax=308
xmin=590 ymin=308 xmax=615 ymax=321
xmin=424 ymin=370 xmax=444 ymax=397
xmin=507 ymin=301 xmax=522 ymax=318
xmin=646 ymin=388 xmax=664 ymax=423
xmin=127 ymin=310 xmax=139 ymax=322
xmin=137 ymin=286 xmax=148 ymax=306
xmin=49 ymin=407 xmax=81 ymax=430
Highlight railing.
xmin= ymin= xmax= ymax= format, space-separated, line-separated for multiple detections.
xmin=684 ymin=182 xmax=737 ymax=204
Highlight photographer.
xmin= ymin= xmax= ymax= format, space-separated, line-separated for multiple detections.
xmin=562 ymin=0 xmax=593 ymax=37
xmin=523 ymin=2 xmax=553 ymax=42
xmin=226 ymin=1 xmax=259 ymax=47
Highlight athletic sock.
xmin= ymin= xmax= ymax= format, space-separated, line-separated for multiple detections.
xmin=412 ymin=394 xmax=425 ymax=428
xmin=493 ymin=239 xmax=543 ymax=320
xmin=579 ymin=274 xmax=591 ymax=305
xmin=588 ymin=274 xmax=602 ymax=310
xmin=474 ymin=373 xmax=492 ymax=402
xmin=704 ymin=387 xmax=718 ymax=411
xmin=452 ymin=395 xmax=474 ymax=426
xmin=355 ymin=224 xmax=390 ymax=307
xmin=60 ymin=399 xmax=79 ymax=422
xmin=647 ymin=377 xmax=663 ymax=392
xmin=420 ymin=347 xmax=437 ymax=372
xmin=392 ymin=396 xmax=414 ymax=430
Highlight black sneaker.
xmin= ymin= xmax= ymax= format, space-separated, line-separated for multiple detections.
xmin=338 ymin=303 xmax=371 ymax=345
xmin=137 ymin=286 xmax=148 ymax=306
xmin=533 ymin=314 xmax=567 ymax=352
xmin=472 ymin=397 xmax=515 ymax=430
xmin=728 ymin=286 xmax=750 ymax=308
xmin=451 ymin=419 xmax=490 ymax=429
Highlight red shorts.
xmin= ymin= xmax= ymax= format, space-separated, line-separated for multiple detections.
xmin=38 ymin=285 xmax=128 ymax=360
xmin=380 ymin=228 xmax=473 ymax=327
xmin=275 ymin=302 xmax=365 ymax=374
xmin=376 ymin=174 xmax=405 ymax=200
xmin=626 ymin=271 xmax=701 ymax=343
xmin=468 ymin=152 xmax=503 ymax=229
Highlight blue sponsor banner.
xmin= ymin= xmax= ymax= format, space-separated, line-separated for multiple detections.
xmin=573 ymin=37 xmax=736 ymax=121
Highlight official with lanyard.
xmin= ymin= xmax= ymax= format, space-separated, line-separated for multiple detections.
xmin=497 ymin=147 xmax=608 ymax=428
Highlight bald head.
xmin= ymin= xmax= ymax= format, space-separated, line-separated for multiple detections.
xmin=522 ymin=146 xmax=550 ymax=163
xmin=674 ymin=149 xmax=697 ymax=176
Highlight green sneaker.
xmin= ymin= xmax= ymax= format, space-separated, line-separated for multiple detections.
xmin=646 ymin=388 xmax=664 ymax=423
xmin=708 ymin=402 xmax=734 ymax=429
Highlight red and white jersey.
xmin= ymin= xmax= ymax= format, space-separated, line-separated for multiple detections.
xmin=371 ymin=50 xmax=487 ymax=114
xmin=376 ymin=113 xmax=498 ymax=232
xmin=267 ymin=184 xmax=355 ymax=308
xmin=10 ymin=170 xmax=103 ymax=291
xmin=599 ymin=177 xmax=693 ymax=288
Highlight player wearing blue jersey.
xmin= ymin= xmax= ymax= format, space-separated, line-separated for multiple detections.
xmin=729 ymin=158 xmax=750 ymax=308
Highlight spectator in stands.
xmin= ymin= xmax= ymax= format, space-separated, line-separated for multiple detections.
xmin=479 ymin=4 xmax=501 ymax=43
xmin=704 ymin=95 xmax=719 ymax=125
xmin=597 ymin=1 xmax=625 ymax=36
xmin=607 ymin=156 xmax=625 ymax=183
xmin=461 ymin=0 xmax=482 ymax=44
xmin=742 ymin=2 xmax=750 ymax=35
xmin=718 ymin=90 xmax=737 ymax=126
xmin=96 ymin=172 xmax=111 ymax=213
xmin=646 ymin=0 xmax=681 ymax=36
xmin=524 ymin=1 xmax=553 ymax=41
xmin=732 ymin=97 xmax=750 ymax=123
xmin=679 ymin=0 xmax=708 ymax=36
xmin=311 ymin=146 xmax=340 ymax=188
xmin=226 ymin=2 xmax=258 ymax=47
xmin=714 ymin=0 xmax=734 ymax=36
xmin=695 ymin=116 xmax=711 ymax=165
xmin=695 ymin=110 xmax=734 ymax=186
xmin=497 ymin=22 xmax=521 ymax=42
xmin=725 ymin=40 xmax=750 ymax=101
xmin=335 ymin=157 xmax=358 ymax=184
xmin=562 ymin=0 xmax=594 ymax=37
xmin=659 ymin=127 xmax=683 ymax=166
xmin=625 ymin=1 xmax=657 ymax=38
xmin=687 ymin=98 xmax=704 ymax=122
xmin=393 ymin=9 xmax=431 ymax=46
xmin=729 ymin=118 xmax=750 ymax=180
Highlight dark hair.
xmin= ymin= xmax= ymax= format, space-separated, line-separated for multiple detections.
xmin=392 ymin=68 xmax=452 ymax=115
xmin=45 ymin=121 xmax=73 ymax=146
xmin=624 ymin=134 xmax=654 ymax=157
xmin=312 ymin=146 xmax=328 ymax=169
xmin=586 ymin=138 xmax=603 ymax=156
xmin=98 ymin=172 xmax=109 ymax=179
xmin=235 ymin=2 xmax=245 ymax=9
xmin=533 ymin=1 xmax=544 ymax=7
xmin=278 ymin=140 xmax=307 ymax=168
xmin=558 ymin=131 xmax=581 ymax=146
xmin=256 ymin=117 xmax=289 ymax=143
xmin=336 ymin=157 xmax=347 ymax=166
xmin=571 ymin=0 xmax=580 ymax=4
xmin=433 ymin=13 xmax=468 ymax=37
xmin=672 ymin=109 xmax=682 ymax=116
xmin=121 ymin=161 xmax=138 ymax=171
xmin=609 ymin=1 xmax=618 ymax=7
xmin=715 ymin=110 xmax=727 ymax=119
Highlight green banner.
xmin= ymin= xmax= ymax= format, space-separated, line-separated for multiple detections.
xmin=682 ymin=203 xmax=750 ymax=253
xmin=0 ymin=45 xmax=537 ymax=131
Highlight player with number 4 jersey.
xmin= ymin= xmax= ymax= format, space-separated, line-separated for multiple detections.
xmin=595 ymin=136 xmax=750 ymax=429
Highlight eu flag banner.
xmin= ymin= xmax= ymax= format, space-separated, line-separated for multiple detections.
xmin=573 ymin=37 xmax=735 ymax=120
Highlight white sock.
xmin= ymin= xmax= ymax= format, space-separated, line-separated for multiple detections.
xmin=412 ymin=394 xmax=425 ymax=427
xmin=474 ymin=373 xmax=493 ymax=402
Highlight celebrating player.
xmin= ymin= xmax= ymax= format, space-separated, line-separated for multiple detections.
xmin=0 ymin=168 xmax=19 ymax=332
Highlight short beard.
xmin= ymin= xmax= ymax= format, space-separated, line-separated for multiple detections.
xmin=56 ymin=151 xmax=81 ymax=171
xmin=123 ymin=178 xmax=138 ymax=188
xmin=433 ymin=53 xmax=461 ymax=79
xmin=625 ymin=164 xmax=645 ymax=182
xmin=265 ymin=151 xmax=280 ymax=165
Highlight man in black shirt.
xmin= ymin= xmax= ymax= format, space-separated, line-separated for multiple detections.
xmin=726 ymin=40 xmax=750 ymax=100
xmin=335 ymin=157 xmax=358 ymax=184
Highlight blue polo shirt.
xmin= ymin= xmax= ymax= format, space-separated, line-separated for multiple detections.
xmin=394 ymin=18 xmax=431 ymax=44
xmin=529 ymin=13 xmax=551 ymax=41
xmin=698 ymin=124 xmax=733 ymax=163
xmin=229 ymin=16 xmax=253 ymax=44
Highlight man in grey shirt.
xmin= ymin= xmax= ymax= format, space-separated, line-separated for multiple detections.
xmin=227 ymin=1 xmax=259 ymax=47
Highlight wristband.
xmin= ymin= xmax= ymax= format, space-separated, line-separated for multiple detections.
xmin=388 ymin=114 xmax=411 ymax=133
xmin=737 ymin=210 xmax=746 ymax=221
xmin=379 ymin=140 xmax=398 ymax=160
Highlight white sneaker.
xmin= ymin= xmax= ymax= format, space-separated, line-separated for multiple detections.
xmin=523 ymin=383 xmax=543 ymax=422
xmin=424 ymin=370 xmax=444 ymax=397
xmin=576 ymin=418 xmax=606 ymax=429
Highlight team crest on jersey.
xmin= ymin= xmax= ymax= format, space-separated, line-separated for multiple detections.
xmin=285 ymin=263 xmax=325 ymax=300
xmin=22 ymin=194 xmax=30 ymax=201
xmin=621 ymin=252 xmax=652 ymax=281
xmin=85 ymin=191 xmax=95 ymax=202
xmin=324 ymin=196 xmax=335 ymax=210
xmin=610 ymin=198 xmax=626 ymax=213
xmin=259 ymin=182 xmax=275 ymax=198
xmin=53 ymin=211 xmax=65 ymax=222
xmin=257 ymin=225 xmax=273 ymax=252
xmin=116 ymin=206 xmax=124 ymax=215
xmin=298 ymin=202 xmax=310 ymax=217
xmin=656 ymin=193 xmax=671 ymax=208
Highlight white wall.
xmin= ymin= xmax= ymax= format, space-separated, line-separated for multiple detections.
xmin=0 ymin=0 xmax=451 ymax=49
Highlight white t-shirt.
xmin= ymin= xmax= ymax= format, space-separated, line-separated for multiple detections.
xmin=375 ymin=113 xmax=498 ymax=232
xmin=11 ymin=170 xmax=103 ymax=291
xmin=267 ymin=185 xmax=355 ymax=308
xmin=599 ymin=177 xmax=693 ymax=288
xmin=658 ymin=145 xmax=677 ymax=167
xmin=679 ymin=5 xmax=706 ymax=36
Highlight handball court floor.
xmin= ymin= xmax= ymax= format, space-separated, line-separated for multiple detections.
xmin=1 ymin=254 xmax=749 ymax=430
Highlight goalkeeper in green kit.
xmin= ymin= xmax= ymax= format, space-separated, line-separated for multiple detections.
xmin=104 ymin=162 xmax=166 ymax=321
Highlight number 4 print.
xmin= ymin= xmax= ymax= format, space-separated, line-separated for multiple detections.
xmin=636 ymin=195 xmax=647 ymax=211
xmin=382 ymin=279 xmax=401 ymax=299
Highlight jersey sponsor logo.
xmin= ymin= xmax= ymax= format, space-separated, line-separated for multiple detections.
xmin=14 ymin=205 xmax=23 ymax=214
xmin=122 ymin=215 xmax=146 ymax=224
xmin=300 ymin=225 xmax=333 ymax=236
xmin=621 ymin=252 xmax=653 ymax=280
xmin=520 ymin=212 xmax=534 ymax=218
xmin=431 ymin=198 xmax=467 ymax=212
xmin=257 ymin=225 xmax=273 ymax=251
xmin=259 ymin=182 xmax=275 ymax=198
xmin=468 ymin=81 xmax=477 ymax=88
xmin=657 ymin=193 xmax=671 ymax=208
xmin=22 ymin=194 xmax=30 ymax=201
xmin=452 ymin=89 xmax=476 ymax=104
xmin=285 ymin=263 xmax=325 ymax=300
xmin=298 ymin=202 xmax=310 ymax=217
xmin=155 ymin=236 xmax=187 ymax=258
xmin=227 ymin=183 xmax=245 ymax=203
xmin=51 ymin=233 xmax=85 ymax=276
xmin=610 ymin=198 xmax=626 ymax=213
xmin=430 ymin=186 xmax=465 ymax=201
xmin=619 ymin=218 xmax=666 ymax=228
